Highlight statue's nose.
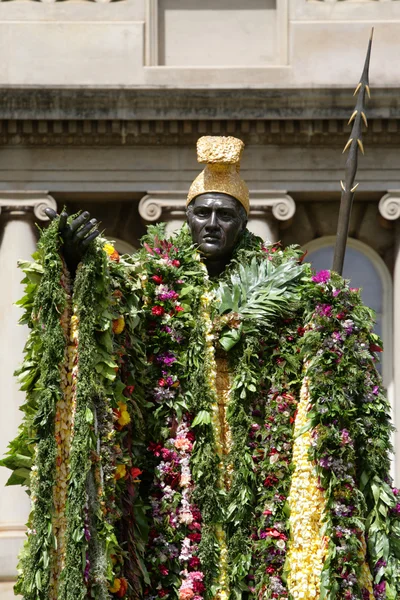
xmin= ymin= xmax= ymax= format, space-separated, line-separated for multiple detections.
xmin=206 ymin=210 xmax=218 ymax=228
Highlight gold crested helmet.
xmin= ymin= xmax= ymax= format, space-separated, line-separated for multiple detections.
xmin=187 ymin=136 xmax=249 ymax=215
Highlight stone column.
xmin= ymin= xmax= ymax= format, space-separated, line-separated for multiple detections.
xmin=379 ymin=192 xmax=400 ymax=485
xmin=138 ymin=190 xmax=296 ymax=242
xmin=0 ymin=192 xmax=56 ymax=598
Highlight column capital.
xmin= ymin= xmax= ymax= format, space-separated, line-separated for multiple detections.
xmin=0 ymin=191 xmax=56 ymax=221
xmin=138 ymin=190 xmax=296 ymax=222
xmin=379 ymin=192 xmax=400 ymax=221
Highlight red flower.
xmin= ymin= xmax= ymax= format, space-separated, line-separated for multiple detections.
xmin=175 ymin=305 xmax=184 ymax=312
xmin=188 ymin=556 xmax=201 ymax=570
xmin=124 ymin=385 xmax=135 ymax=396
xmin=266 ymin=566 xmax=275 ymax=574
xmin=172 ymin=259 xmax=180 ymax=267
xmin=158 ymin=378 xmax=166 ymax=387
xmin=130 ymin=467 xmax=143 ymax=480
xmin=193 ymin=582 xmax=205 ymax=594
xmin=152 ymin=275 xmax=163 ymax=284
xmin=370 ymin=343 xmax=383 ymax=353
xmin=188 ymin=532 xmax=201 ymax=542
xmin=158 ymin=591 xmax=168 ymax=598
xmin=264 ymin=528 xmax=281 ymax=538
xmin=148 ymin=442 xmax=163 ymax=456
xmin=116 ymin=578 xmax=128 ymax=598
xmin=159 ymin=565 xmax=169 ymax=576
xmin=152 ymin=305 xmax=165 ymax=317
xmin=263 ymin=475 xmax=279 ymax=487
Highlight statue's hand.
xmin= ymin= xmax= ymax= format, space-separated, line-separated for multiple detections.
xmin=45 ymin=208 xmax=100 ymax=274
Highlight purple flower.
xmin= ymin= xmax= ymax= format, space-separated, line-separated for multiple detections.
xmin=340 ymin=429 xmax=351 ymax=446
xmin=156 ymin=351 xmax=177 ymax=366
xmin=312 ymin=269 xmax=331 ymax=284
xmin=342 ymin=319 xmax=354 ymax=335
xmin=84 ymin=556 xmax=90 ymax=583
xmin=372 ymin=385 xmax=379 ymax=395
xmin=316 ymin=303 xmax=333 ymax=318
xmin=373 ymin=580 xmax=386 ymax=599
xmin=375 ymin=558 xmax=387 ymax=570
xmin=158 ymin=290 xmax=179 ymax=301
xmin=392 ymin=503 xmax=400 ymax=515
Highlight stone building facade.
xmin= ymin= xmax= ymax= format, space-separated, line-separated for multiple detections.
xmin=1 ymin=1 xmax=400 ymax=597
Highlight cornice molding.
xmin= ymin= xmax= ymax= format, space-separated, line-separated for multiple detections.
xmin=0 ymin=87 xmax=400 ymax=121
xmin=1 ymin=118 xmax=399 ymax=147
xmin=138 ymin=190 xmax=296 ymax=222
xmin=0 ymin=191 xmax=56 ymax=220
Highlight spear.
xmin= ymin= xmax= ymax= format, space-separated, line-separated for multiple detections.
xmin=332 ymin=29 xmax=373 ymax=275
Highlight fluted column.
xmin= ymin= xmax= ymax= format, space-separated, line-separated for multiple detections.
xmin=138 ymin=190 xmax=296 ymax=243
xmin=379 ymin=192 xmax=400 ymax=485
xmin=0 ymin=192 xmax=56 ymax=594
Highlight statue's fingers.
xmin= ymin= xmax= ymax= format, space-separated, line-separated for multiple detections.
xmin=58 ymin=212 xmax=68 ymax=232
xmin=74 ymin=219 xmax=98 ymax=241
xmin=80 ymin=230 xmax=100 ymax=249
xmin=45 ymin=207 xmax=58 ymax=221
xmin=68 ymin=211 xmax=91 ymax=235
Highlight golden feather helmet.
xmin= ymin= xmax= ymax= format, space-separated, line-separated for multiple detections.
xmin=186 ymin=136 xmax=250 ymax=215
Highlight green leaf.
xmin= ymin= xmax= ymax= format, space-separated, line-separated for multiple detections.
xmin=0 ymin=453 xmax=32 ymax=470
xmin=192 ymin=410 xmax=212 ymax=427
xmin=85 ymin=407 xmax=94 ymax=424
xmin=5 ymin=467 xmax=30 ymax=486
xmin=219 ymin=326 xmax=242 ymax=352
xmin=35 ymin=570 xmax=42 ymax=591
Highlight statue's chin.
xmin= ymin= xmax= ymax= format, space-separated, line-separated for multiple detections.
xmin=198 ymin=241 xmax=224 ymax=258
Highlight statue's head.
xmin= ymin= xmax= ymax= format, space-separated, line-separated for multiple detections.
xmin=186 ymin=192 xmax=247 ymax=260
xmin=186 ymin=136 xmax=249 ymax=271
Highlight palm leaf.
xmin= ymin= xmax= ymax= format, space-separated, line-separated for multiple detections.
xmin=216 ymin=257 xmax=306 ymax=329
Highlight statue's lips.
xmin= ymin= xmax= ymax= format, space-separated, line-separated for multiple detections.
xmin=201 ymin=235 xmax=221 ymax=243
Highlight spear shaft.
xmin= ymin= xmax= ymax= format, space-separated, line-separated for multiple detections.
xmin=332 ymin=29 xmax=373 ymax=275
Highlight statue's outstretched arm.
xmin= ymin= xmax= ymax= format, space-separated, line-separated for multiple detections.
xmin=44 ymin=208 xmax=100 ymax=275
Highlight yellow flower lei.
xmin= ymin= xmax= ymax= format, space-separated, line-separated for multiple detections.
xmin=287 ymin=374 xmax=327 ymax=600
xmin=201 ymin=292 xmax=230 ymax=600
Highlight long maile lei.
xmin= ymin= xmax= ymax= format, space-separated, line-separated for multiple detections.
xmin=1 ymin=220 xmax=148 ymax=600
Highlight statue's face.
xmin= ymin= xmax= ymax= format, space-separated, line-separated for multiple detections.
xmin=186 ymin=192 xmax=247 ymax=260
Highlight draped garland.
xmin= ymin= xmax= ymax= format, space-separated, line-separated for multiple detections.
xmin=2 ymin=220 xmax=400 ymax=600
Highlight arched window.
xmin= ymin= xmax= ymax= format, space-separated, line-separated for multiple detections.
xmin=304 ymin=236 xmax=393 ymax=389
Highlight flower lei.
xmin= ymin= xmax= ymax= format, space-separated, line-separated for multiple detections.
xmin=136 ymin=227 xmax=221 ymax=600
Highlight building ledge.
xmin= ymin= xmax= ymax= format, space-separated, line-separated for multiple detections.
xmin=0 ymin=87 xmax=400 ymax=121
